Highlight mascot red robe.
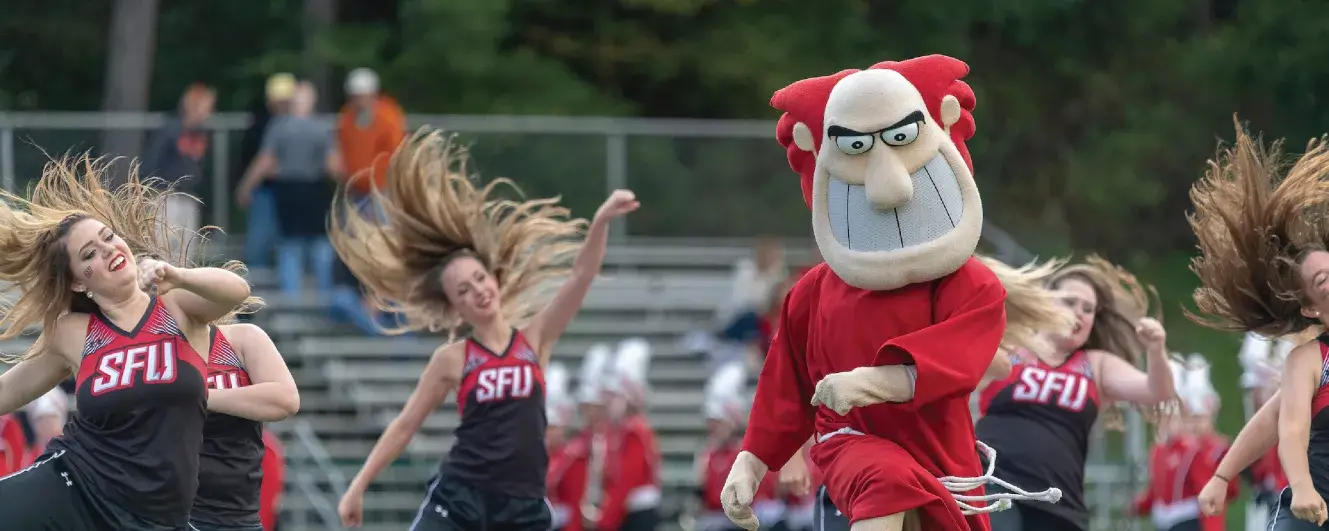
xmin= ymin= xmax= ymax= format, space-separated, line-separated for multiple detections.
xmin=722 ymin=55 xmax=1009 ymax=531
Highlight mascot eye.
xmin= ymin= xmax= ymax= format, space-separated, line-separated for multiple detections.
xmin=833 ymin=135 xmax=874 ymax=155
xmin=881 ymin=122 xmax=920 ymax=147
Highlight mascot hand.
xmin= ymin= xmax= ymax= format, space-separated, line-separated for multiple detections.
xmin=721 ymin=451 xmax=770 ymax=531
xmin=811 ymin=365 xmax=916 ymax=415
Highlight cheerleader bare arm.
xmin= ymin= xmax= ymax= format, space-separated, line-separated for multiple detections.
xmin=346 ymin=343 xmax=463 ymax=494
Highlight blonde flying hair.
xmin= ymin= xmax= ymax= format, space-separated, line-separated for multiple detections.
xmin=329 ymin=129 xmax=587 ymax=335
xmin=1188 ymin=117 xmax=1329 ymax=339
xmin=0 ymin=155 xmax=257 ymax=363
xmin=975 ymin=255 xmax=1075 ymax=354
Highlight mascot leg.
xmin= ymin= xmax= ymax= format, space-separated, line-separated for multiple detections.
xmin=849 ymin=510 xmax=921 ymax=531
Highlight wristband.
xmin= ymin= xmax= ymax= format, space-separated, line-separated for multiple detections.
xmin=1213 ymin=472 xmax=1231 ymax=483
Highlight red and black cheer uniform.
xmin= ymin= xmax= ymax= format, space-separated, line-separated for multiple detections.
xmin=0 ymin=297 xmax=208 ymax=530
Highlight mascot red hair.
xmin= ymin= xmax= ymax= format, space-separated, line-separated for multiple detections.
xmin=721 ymin=55 xmax=1065 ymax=531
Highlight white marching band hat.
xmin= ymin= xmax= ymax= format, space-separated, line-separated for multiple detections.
xmin=577 ymin=343 xmax=613 ymax=405
xmin=1239 ymin=332 xmax=1293 ymax=389
xmin=545 ymin=362 xmax=574 ymax=427
xmin=703 ymin=361 xmax=749 ymax=423
xmin=606 ymin=338 xmax=653 ymax=405
xmin=1170 ymin=353 xmax=1219 ymax=416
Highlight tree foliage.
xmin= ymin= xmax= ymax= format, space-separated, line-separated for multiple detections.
xmin=2 ymin=0 xmax=1327 ymax=247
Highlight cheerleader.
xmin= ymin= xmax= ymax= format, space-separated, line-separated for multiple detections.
xmin=1132 ymin=355 xmax=1236 ymax=531
xmin=1185 ymin=120 xmax=1329 ymax=529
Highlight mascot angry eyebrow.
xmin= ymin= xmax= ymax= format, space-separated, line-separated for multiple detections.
xmin=720 ymin=55 xmax=1065 ymax=531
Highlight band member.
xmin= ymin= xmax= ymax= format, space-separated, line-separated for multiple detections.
xmin=693 ymin=362 xmax=783 ymax=531
xmin=588 ymin=339 xmax=662 ymax=531
xmin=1132 ymin=355 xmax=1236 ymax=531
xmin=546 ymin=362 xmax=576 ymax=530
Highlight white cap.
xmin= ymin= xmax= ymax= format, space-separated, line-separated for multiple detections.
xmin=1172 ymin=354 xmax=1219 ymax=416
xmin=26 ymin=388 xmax=69 ymax=419
xmin=545 ymin=363 xmax=574 ymax=427
xmin=703 ymin=361 xmax=749 ymax=423
xmin=1239 ymin=332 xmax=1292 ymax=389
xmin=606 ymin=338 xmax=652 ymax=405
xmin=577 ymin=343 xmax=613 ymax=405
xmin=346 ymin=67 xmax=380 ymax=96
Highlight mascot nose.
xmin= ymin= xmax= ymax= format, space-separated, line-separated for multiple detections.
xmin=864 ymin=150 xmax=914 ymax=209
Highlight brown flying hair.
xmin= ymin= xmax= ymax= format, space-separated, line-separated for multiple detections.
xmin=0 ymin=154 xmax=258 ymax=363
xmin=328 ymin=129 xmax=587 ymax=335
xmin=1187 ymin=117 xmax=1329 ymax=338
xmin=1049 ymin=255 xmax=1162 ymax=429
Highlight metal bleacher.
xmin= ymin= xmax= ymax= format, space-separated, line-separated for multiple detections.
xmin=261 ymin=241 xmax=818 ymax=531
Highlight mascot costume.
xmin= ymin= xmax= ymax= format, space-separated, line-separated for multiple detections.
xmin=721 ymin=55 xmax=1066 ymax=531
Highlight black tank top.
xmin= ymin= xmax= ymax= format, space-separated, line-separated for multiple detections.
xmin=1304 ymin=334 xmax=1329 ymax=501
xmin=975 ymin=350 xmax=1100 ymax=529
xmin=191 ymin=326 xmax=264 ymax=526
xmin=441 ymin=330 xmax=548 ymax=498
xmin=50 ymin=297 xmax=209 ymax=529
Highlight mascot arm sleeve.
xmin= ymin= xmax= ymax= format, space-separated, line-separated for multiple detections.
xmin=876 ymin=259 xmax=1006 ymax=409
xmin=742 ymin=282 xmax=817 ymax=469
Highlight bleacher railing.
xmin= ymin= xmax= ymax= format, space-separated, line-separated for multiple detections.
xmin=290 ymin=419 xmax=347 ymax=528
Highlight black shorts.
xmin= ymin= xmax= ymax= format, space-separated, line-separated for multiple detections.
xmin=410 ymin=474 xmax=551 ymax=531
xmin=814 ymin=485 xmax=850 ymax=531
xmin=0 ymin=450 xmax=103 ymax=530
xmin=1270 ymin=488 xmax=1329 ymax=531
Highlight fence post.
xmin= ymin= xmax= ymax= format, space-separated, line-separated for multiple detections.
xmin=606 ymin=132 xmax=628 ymax=240
xmin=0 ymin=126 xmax=14 ymax=193
xmin=210 ymin=129 xmax=230 ymax=231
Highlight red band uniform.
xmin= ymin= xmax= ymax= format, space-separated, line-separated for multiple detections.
xmin=585 ymin=339 xmax=662 ymax=531
xmin=1132 ymin=356 xmax=1236 ymax=531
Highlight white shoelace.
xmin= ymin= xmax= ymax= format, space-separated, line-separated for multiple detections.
xmin=938 ymin=441 xmax=1063 ymax=515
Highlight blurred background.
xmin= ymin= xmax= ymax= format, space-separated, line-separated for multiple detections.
xmin=4 ymin=0 xmax=1327 ymax=529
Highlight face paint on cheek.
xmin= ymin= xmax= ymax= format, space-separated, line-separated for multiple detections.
xmin=83 ymin=266 xmax=93 ymax=279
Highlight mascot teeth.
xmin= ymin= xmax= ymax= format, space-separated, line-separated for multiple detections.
xmin=827 ymin=154 xmax=964 ymax=252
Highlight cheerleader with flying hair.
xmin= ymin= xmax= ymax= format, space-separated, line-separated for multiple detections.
xmin=1185 ymin=118 xmax=1329 ymax=529
xmin=976 ymin=255 xmax=1177 ymax=531
xmin=331 ymin=129 xmax=638 ymax=530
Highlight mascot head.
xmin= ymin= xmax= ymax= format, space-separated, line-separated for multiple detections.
xmin=773 ymin=55 xmax=982 ymax=291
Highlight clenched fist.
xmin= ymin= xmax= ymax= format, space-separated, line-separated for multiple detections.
xmin=721 ymin=451 xmax=770 ymax=531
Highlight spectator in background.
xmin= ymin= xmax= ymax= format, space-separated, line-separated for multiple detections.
xmin=337 ymin=67 xmax=405 ymax=206
xmin=237 ymin=81 xmax=341 ymax=296
xmin=721 ymin=236 xmax=786 ymax=366
xmin=329 ymin=67 xmax=405 ymax=333
xmin=239 ymin=73 xmax=297 ymax=269
xmin=144 ymin=83 xmax=216 ymax=257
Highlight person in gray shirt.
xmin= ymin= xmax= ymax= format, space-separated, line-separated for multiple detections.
xmin=237 ymin=81 xmax=342 ymax=296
